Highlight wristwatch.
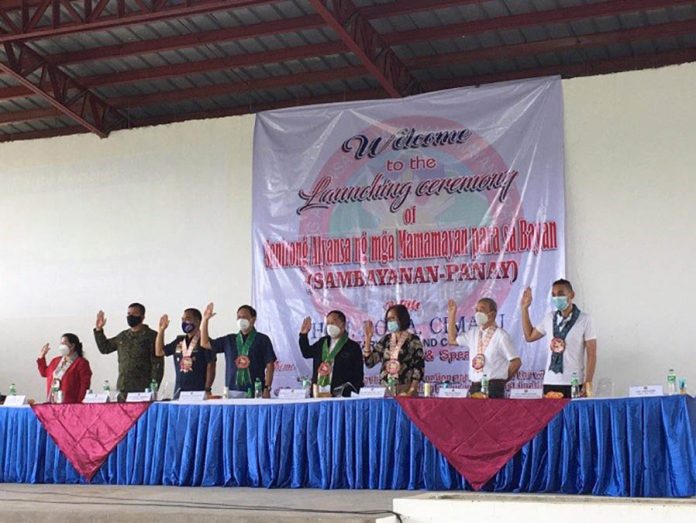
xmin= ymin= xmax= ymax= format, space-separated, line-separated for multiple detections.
xmin=205 ymin=387 xmax=212 ymax=393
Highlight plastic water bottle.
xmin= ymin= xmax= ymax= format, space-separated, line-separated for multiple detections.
xmin=150 ymin=379 xmax=158 ymax=401
xmin=570 ymin=372 xmax=580 ymax=399
xmin=51 ymin=384 xmax=60 ymax=404
xmin=301 ymin=377 xmax=311 ymax=399
xmin=481 ymin=374 xmax=489 ymax=396
xmin=254 ymin=378 xmax=263 ymax=399
xmin=667 ymin=369 xmax=677 ymax=395
xmin=103 ymin=379 xmax=111 ymax=402
xmin=679 ymin=377 xmax=687 ymax=395
xmin=387 ymin=376 xmax=397 ymax=396
xmin=8 ymin=383 xmax=16 ymax=396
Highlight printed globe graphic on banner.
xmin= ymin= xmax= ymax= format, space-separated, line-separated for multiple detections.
xmin=294 ymin=115 xmax=524 ymax=385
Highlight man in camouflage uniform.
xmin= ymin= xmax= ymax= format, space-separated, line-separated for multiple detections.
xmin=94 ymin=302 xmax=164 ymax=400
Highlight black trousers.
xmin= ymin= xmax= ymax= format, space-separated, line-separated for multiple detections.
xmin=470 ymin=379 xmax=507 ymax=399
xmin=543 ymin=384 xmax=572 ymax=398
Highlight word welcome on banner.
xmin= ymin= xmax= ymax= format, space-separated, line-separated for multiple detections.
xmin=252 ymin=77 xmax=565 ymax=390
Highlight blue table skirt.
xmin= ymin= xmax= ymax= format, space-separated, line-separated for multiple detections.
xmin=1 ymin=396 xmax=694 ymax=497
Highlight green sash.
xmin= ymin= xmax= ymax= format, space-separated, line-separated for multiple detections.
xmin=317 ymin=334 xmax=348 ymax=387
xmin=235 ymin=329 xmax=257 ymax=387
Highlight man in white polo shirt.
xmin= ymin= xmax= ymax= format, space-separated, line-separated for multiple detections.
xmin=520 ymin=279 xmax=597 ymax=398
xmin=447 ymin=297 xmax=521 ymax=398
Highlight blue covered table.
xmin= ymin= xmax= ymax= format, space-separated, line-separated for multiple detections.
xmin=1 ymin=395 xmax=694 ymax=497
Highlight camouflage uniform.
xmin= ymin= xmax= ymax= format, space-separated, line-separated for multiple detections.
xmin=94 ymin=326 xmax=163 ymax=398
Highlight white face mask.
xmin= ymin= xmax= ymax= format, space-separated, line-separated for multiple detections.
xmin=474 ymin=311 xmax=490 ymax=327
xmin=326 ymin=324 xmax=341 ymax=339
xmin=58 ymin=344 xmax=71 ymax=357
xmin=237 ymin=318 xmax=250 ymax=332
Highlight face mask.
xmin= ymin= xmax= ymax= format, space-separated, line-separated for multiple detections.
xmin=474 ymin=312 xmax=489 ymax=327
xmin=127 ymin=315 xmax=143 ymax=327
xmin=181 ymin=321 xmax=196 ymax=334
xmin=552 ymin=296 xmax=569 ymax=311
xmin=387 ymin=320 xmax=399 ymax=333
xmin=237 ymin=318 xmax=250 ymax=332
xmin=58 ymin=344 xmax=71 ymax=357
xmin=326 ymin=324 xmax=341 ymax=338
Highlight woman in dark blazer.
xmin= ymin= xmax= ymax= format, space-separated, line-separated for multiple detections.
xmin=37 ymin=333 xmax=92 ymax=403
xmin=299 ymin=310 xmax=364 ymax=397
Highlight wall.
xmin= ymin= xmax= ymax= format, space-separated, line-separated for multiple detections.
xmin=1 ymin=61 xmax=694 ymax=399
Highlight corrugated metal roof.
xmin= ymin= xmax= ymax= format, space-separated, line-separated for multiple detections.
xmin=0 ymin=0 xmax=693 ymax=142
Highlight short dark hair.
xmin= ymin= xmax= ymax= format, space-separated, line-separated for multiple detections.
xmin=238 ymin=305 xmax=257 ymax=318
xmin=327 ymin=310 xmax=346 ymax=324
xmin=128 ymin=302 xmax=146 ymax=316
xmin=552 ymin=279 xmax=574 ymax=292
xmin=184 ymin=308 xmax=202 ymax=322
xmin=62 ymin=333 xmax=83 ymax=358
xmin=386 ymin=304 xmax=411 ymax=331
xmin=478 ymin=297 xmax=497 ymax=313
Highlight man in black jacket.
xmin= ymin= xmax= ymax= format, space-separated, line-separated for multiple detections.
xmin=299 ymin=310 xmax=364 ymax=397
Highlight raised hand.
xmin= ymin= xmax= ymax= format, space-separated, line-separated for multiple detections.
xmin=447 ymin=299 xmax=457 ymax=317
xmin=300 ymin=317 xmax=311 ymax=335
xmin=39 ymin=343 xmax=50 ymax=358
xmin=364 ymin=320 xmax=374 ymax=342
xmin=95 ymin=310 xmax=107 ymax=330
xmin=203 ymin=302 xmax=216 ymax=321
xmin=520 ymin=287 xmax=533 ymax=309
xmin=159 ymin=314 xmax=170 ymax=332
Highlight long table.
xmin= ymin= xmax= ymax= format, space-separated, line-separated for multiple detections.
xmin=1 ymin=395 xmax=695 ymax=497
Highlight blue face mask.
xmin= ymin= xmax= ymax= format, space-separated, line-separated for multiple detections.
xmin=182 ymin=321 xmax=196 ymax=334
xmin=552 ymin=296 xmax=569 ymax=311
xmin=387 ymin=320 xmax=400 ymax=333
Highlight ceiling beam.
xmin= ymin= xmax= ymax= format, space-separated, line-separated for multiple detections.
xmin=308 ymin=0 xmax=420 ymax=97
xmin=40 ymin=0 xmax=692 ymax=68
xmin=3 ymin=11 xmax=694 ymax=103
xmin=0 ymin=124 xmax=88 ymax=142
xmin=79 ymin=41 xmax=347 ymax=88
xmin=0 ymin=83 xmax=31 ymax=101
xmin=383 ymin=0 xmax=696 ymax=47
xmin=86 ymin=16 xmax=696 ymax=94
xmin=0 ymin=40 xmax=126 ymax=136
xmin=48 ymin=14 xmax=326 ymax=66
xmin=108 ymin=64 xmax=366 ymax=108
xmin=133 ymin=86 xmax=386 ymax=127
xmin=422 ymin=47 xmax=696 ymax=91
xmin=406 ymin=19 xmax=696 ymax=70
xmin=0 ymin=0 xmax=276 ymax=43
xmin=3 ymin=46 xmax=694 ymax=143
xmin=360 ymin=0 xmax=484 ymax=19
xmin=0 ymin=86 xmax=385 ymax=142
xmin=0 ymin=105 xmax=61 ymax=124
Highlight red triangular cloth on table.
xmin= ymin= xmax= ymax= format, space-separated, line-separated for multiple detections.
xmin=396 ymin=397 xmax=569 ymax=490
xmin=32 ymin=402 xmax=151 ymax=480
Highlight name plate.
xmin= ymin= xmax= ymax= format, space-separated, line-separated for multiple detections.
xmin=357 ymin=386 xmax=386 ymax=398
xmin=3 ymin=395 xmax=27 ymax=406
xmin=126 ymin=392 xmax=153 ymax=402
xmin=83 ymin=393 xmax=109 ymax=404
xmin=509 ymin=388 xmax=544 ymax=399
xmin=277 ymin=389 xmax=308 ymax=400
xmin=438 ymin=388 xmax=468 ymax=398
xmin=178 ymin=390 xmax=207 ymax=402
xmin=629 ymin=385 xmax=664 ymax=397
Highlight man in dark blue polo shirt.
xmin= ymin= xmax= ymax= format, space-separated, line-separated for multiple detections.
xmin=200 ymin=302 xmax=276 ymax=398
xmin=155 ymin=308 xmax=216 ymax=399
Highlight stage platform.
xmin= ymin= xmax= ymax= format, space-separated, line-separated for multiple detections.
xmin=0 ymin=484 xmax=405 ymax=522
xmin=378 ymin=491 xmax=696 ymax=523
xmin=2 ymin=484 xmax=695 ymax=522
